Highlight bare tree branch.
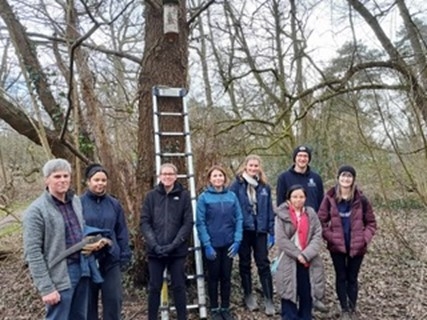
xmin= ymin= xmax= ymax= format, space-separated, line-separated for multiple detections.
xmin=188 ymin=0 xmax=217 ymax=25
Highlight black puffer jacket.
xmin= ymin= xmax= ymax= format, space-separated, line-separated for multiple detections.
xmin=140 ymin=182 xmax=194 ymax=258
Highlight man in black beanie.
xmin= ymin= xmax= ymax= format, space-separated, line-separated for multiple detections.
xmin=276 ymin=145 xmax=324 ymax=211
xmin=276 ymin=145 xmax=327 ymax=313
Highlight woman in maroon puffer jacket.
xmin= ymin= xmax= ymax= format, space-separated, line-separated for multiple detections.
xmin=318 ymin=165 xmax=376 ymax=320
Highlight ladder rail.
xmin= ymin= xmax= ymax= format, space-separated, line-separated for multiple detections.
xmin=152 ymin=86 xmax=207 ymax=320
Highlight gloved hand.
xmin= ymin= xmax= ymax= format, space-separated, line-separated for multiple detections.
xmin=82 ymin=237 xmax=112 ymax=255
xmin=227 ymin=241 xmax=240 ymax=258
xmin=153 ymin=245 xmax=169 ymax=257
xmin=267 ymin=234 xmax=275 ymax=249
xmin=204 ymin=245 xmax=216 ymax=260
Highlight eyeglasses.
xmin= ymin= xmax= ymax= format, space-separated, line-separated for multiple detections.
xmin=160 ymin=172 xmax=176 ymax=176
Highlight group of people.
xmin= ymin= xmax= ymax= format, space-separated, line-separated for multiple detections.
xmin=23 ymin=144 xmax=377 ymax=320
xmin=23 ymin=159 xmax=131 ymax=320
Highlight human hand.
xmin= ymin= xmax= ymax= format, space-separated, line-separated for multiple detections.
xmin=267 ymin=234 xmax=275 ymax=249
xmin=297 ymin=254 xmax=307 ymax=265
xmin=82 ymin=237 xmax=112 ymax=255
xmin=204 ymin=245 xmax=216 ymax=260
xmin=227 ymin=242 xmax=240 ymax=258
xmin=153 ymin=245 xmax=169 ymax=257
xmin=42 ymin=290 xmax=61 ymax=305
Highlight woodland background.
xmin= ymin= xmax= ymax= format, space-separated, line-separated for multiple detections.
xmin=0 ymin=0 xmax=427 ymax=319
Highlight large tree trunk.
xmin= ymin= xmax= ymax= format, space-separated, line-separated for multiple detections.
xmin=133 ymin=0 xmax=189 ymax=286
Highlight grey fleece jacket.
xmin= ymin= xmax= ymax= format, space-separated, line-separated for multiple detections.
xmin=23 ymin=190 xmax=84 ymax=296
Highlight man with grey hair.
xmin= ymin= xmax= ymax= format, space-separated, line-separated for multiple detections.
xmin=23 ymin=158 xmax=89 ymax=319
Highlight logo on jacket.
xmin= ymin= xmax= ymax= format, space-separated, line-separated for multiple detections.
xmin=260 ymin=188 xmax=268 ymax=196
xmin=173 ymin=196 xmax=180 ymax=201
xmin=307 ymin=178 xmax=316 ymax=187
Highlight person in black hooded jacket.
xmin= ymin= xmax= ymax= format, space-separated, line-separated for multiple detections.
xmin=140 ymin=163 xmax=194 ymax=320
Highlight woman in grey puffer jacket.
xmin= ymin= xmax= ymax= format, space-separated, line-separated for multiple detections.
xmin=274 ymin=184 xmax=324 ymax=320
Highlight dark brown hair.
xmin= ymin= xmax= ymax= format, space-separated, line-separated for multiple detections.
xmin=206 ymin=165 xmax=228 ymax=185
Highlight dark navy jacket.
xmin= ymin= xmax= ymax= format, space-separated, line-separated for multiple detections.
xmin=81 ymin=191 xmax=132 ymax=270
xmin=276 ymin=165 xmax=324 ymax=211
xmin=196 ymin=186 xmax=243 ymax=248
xmin=229 ymin=176 xmax=274 ymax=235
xmin=140 ymin=182 xmax=194 ymax=258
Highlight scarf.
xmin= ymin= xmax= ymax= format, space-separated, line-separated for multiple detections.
xmin=242 ymin=172 xmax=258 ymax=215
xmin=289 ymin=205 xmax=310 ymax=266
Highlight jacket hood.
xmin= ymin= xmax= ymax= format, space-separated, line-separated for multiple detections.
xmin=155 ymin=181 xmax=184 ymax=195
xmin=289 ymin=164 xmax=312 ymax=176
xmin=206 ymin=185 xmax=228 ymax=194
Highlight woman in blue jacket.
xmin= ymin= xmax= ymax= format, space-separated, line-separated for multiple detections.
xmin=81 ymin=164 xmax=132 ymax=320
xmin=196 ymin=165 xmax=243 ymax=320
xmin=229 ymin=155 xmax=276 ymax=316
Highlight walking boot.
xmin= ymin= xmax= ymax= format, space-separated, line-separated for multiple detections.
xmin=244 ymin=293 xmax=259 ymax=311
xmin=263 ymin=298 xmax=275 ymax=316
xmin=340 ymin=311 xmax=352 ymax=320
xmin=220 ymin=308 xmax=235 ymax=320
xmin=210 ymin=308 xmax=223 ymax=320
xmin=260 ymin=273 xmax=275 ymax=316
xmin=313 ymin=299 xmax=328 ymax=313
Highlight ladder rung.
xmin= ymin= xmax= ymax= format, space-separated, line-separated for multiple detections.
xmin=157 ymin=152 xmax=186 ymax=157
xmin=165 ymin=303 xmax=205 ymax=312
xmin=156 ymin=111 xmax=186 ymax=117
xmin=155 ymin=132 xmax=186 ymax=137
xmin=153 ymin=87 xmax=187 ymax=97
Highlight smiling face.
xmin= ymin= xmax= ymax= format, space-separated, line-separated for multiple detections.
xmin=87 ymin=171 xmax=108 ymax=195
xmin=45 ymin=170 xmax=71 ymax=200
xmin=159 ymin=165 xmax=177 ymax=191
xmin=288 ymin=188 xmax=306 ymax=211
xmin=244 ymin=158 xmax=260 ymax=177
xmin=338 ymin=172 xmax=354 ymax=189
xmin=294 ymin=152 xmax=310 ymax=172
xmin=209 ymin=169 xmax=226 ymax=190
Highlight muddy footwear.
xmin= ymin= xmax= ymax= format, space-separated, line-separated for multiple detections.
xmin=244 ymin=294 xmax=259 ymax=311
xmin=220 ymin=308 xmax=235 ymax=320
xmin=350 ymin=311 xmax=359 ymax=320
xmin=313 ymin=299 xmax=328 ymax=313
xmin=264 ymin=299 xmax=275 ymax=316
xmin=210 ymin=308 xmax=223 ymax=320
xmin=340 ymin=312 xmax=352 ymax=320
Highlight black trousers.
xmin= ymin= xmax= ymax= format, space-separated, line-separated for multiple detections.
xmin=206 ymin=246 xmax=233 ymax=309
xmin=238 ymin=230 xmax=273 ymax=299
xmin=280 ymin=263 xmax=312 ymax=320
xmin=87 ymin=264 xmax=122 ymax=320
xmin=147 ymin=256 xmax=187 ymax=320
xmin=330 ymin=252 xmax=364 ymax=312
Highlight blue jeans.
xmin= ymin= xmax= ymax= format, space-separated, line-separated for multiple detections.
xmin=87 ymin=264 xmax=123 ymax=320
xmin=46 ymin=263 xmax=89 ymax=320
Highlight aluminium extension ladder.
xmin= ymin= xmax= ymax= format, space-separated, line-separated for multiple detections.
xmin=152 ymin=86 xmax=207 ymax=320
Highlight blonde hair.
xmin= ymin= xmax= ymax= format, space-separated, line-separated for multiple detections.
xmin=236 ymin=154 xmax=268 ymax=185
xmin=206 ymin=165 xmax=229 ymax=185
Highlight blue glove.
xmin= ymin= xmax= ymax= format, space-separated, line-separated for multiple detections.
xmin=267 ymin=234 xmax=275 ymax=249
xmin=227 ymin=242 xmax=240 ymax=258
xmin=204 ymin=245 xmax=216 ymax=260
